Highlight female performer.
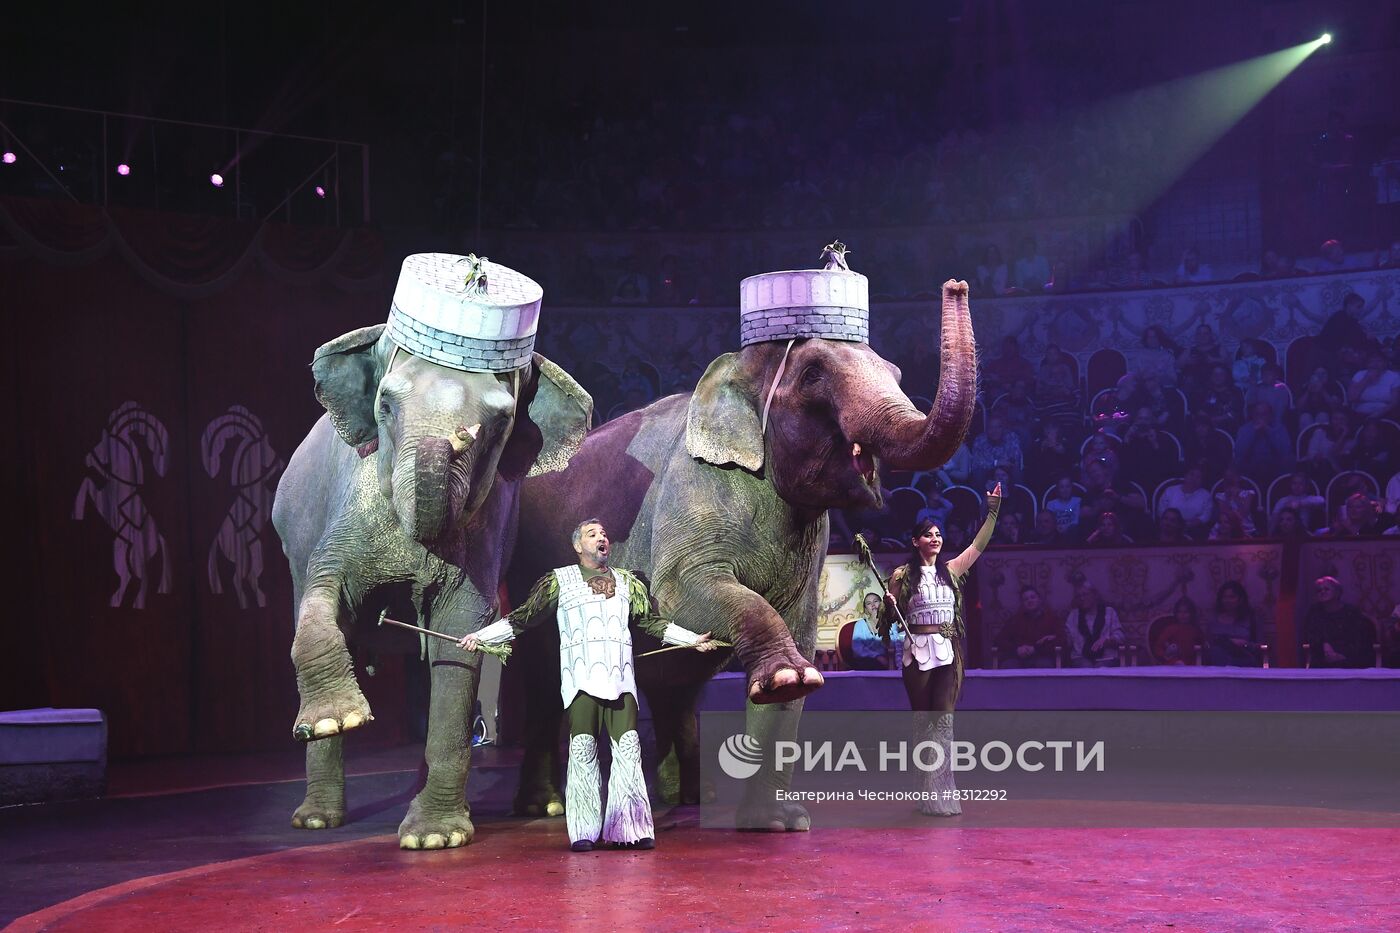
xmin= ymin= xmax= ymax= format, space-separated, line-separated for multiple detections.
xmin=878 ymin=482 xmax=1000 ymax=816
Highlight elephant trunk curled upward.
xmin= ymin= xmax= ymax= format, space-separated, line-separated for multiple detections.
xmin=509 ymin=280 xmax=976 ymax=829
xmin=272 ymin=323 xmax=590 ymax=849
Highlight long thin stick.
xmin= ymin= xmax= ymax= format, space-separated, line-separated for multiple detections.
xmin=636 ymin=639 xmax=732 ymax=659
xmin=377 ymin=610 xmax=512 ymax=662
xmin=854 ymin=534 xmax=907 ymax=632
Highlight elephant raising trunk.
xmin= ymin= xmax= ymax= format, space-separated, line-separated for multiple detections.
xmin=847 ymin=281 xmax=976 ymax=471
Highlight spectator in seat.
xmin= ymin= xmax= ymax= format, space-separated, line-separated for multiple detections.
xmin=1155 ymin=507 xmax=1190 ymax=544
xmin=1302 ymin=576 xmax=1376 ymax=668
xmin=1187 ymin=411 xmax=1232 ymax=479
xmin=924 ymin=440 xmax=972 ymax=489
xmin=994 ymin=585 xmax=1065 ymax=668
xmin=1130 ymin=325 xmax=1180 ymax=387
xmin=1157 ymin=597 xmax=1205 ymax=665
xmin=1035 ymin=344 xmax=1081 ymax=431
xmin=1273 ymin=507 xmax=1311 ymax=540
xmin=983 ymin=336 xmax=1036 ymax=397
xmin=1121 ymin=406 xmax=1174 ymax=488
xmin=1175 ymin=246 xmax=1214 ymax=284
xmin=1270 ymin=473 xmax=1325 ymax=532
xmin=1294 ymin=367 xmax=1345 ymax=433
xmin=1012 ymin=235 xmax=1050 ymax=291
xmin=914 ymin=484 xmax=954 ymax=530
xmin=1027 ymin=508 xmax=1064 ymax=545
xmin=975 ymin=244 xmax=1009 ymax=297
xmin=1046 ymin=476 xmax=1083 ymax=536
xmin=1065 ymin=582 xmax=1125 ymax=667
xmin=1316 ymin=292 xmax=1368 ymax=371
xmin=1194 ymin=365 xmax=1245 ymax=432
xmin=1210 ymin=467 xmax=1258 ymax=540
xmin=1026 ymin=422 xmax=1075 ymax=487
xmin=1385 ymin=470 xmax=1400 ymax=515
xmin=996 ymin=379 xmax=1037 ymax=447
xmin=1204 ymin=581 xmax=1261 ymax=667
xmin=1348 ymin=350 xmax=1400 ymax=418
xmin=848 ymin=592 xmax=898 ymax=670
xmin=1349 ymin=418 xmax=1396 ymax=479
xmin=1178 ymin=323 xmax=1227 ymax=395
xmin=1085 ymin=509 xmax=1133 ymax=547
xmin=1112 ymin=250 xmax=1152 ymax=290
xmin=1245 ymin=363 xmax=1290 ymax=426
xmin=971 ymin=416 xmax=1023 ymax=487
xmin=1232 ymin=338 xmax=1270 ymax=393
xmin=1320 ymin=492 xmax=1395 ymax=537
xmin=1234 ymin=401 xmax=1292 ymax=482
xmin=1301 ymin=410 xmax=1355 ymax=481
xmin=1139 ymin=373 xmax=1180 ymax=431
xmin=1158 ymin=464 xmax=1214 ymax=539
xmin=991 ymin=511 xmax=1023 ymax=546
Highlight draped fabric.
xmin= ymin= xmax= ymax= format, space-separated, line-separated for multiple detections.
xmin=0 ymin=196 xmax=407 ymax=758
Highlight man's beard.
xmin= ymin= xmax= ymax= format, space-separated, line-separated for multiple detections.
xmin=585 ymin=544 xmax=610 ymax=567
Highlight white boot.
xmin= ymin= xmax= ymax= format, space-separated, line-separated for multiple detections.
xmin=566 ymin=734 xmax=602 ymax=849
xmin=916 ymin=712 xmax=961 ymax=817
xmin=602 ymin=730 xmax=654 ymax=846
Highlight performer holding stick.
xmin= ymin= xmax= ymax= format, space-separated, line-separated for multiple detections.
xmin=459 ymin=518 xmax=719 ymax=851
xmin=878 ymin=482 xmax=1000 ymax=816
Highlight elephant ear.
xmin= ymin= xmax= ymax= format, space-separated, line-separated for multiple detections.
xmin=686 ymin=351 xmax=764 ymax=472
xmin=311 ymin=324 xmax=385 ymax=448
xmin=499 ymin=353 xmax=594 ymax=480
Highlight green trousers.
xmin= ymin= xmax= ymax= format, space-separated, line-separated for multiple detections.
xmin=567 ymin=691 xmax=638 ymax=739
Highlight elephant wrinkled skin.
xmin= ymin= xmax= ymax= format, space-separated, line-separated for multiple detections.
xmin=272 ymin=324 xmax=590 ymax=849
xmin=509 ymin=280 xmax=976 ymax=830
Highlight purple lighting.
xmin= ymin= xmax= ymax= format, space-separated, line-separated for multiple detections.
xmin=116 ymin=163 xmax=131 ymax=176
xmin=210 ymin=173 xmax=224 ymax=188
xmin=314 ymin=185 xmax=326 ymax=198
xmin=2 ymin=151 xmax=15 ymax=165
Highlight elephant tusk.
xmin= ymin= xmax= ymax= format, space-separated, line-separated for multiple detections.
xmin=448 ymin=423 xmax=481 ymax=455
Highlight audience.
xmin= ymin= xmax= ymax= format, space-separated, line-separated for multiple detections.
xmin=847 ymin=593 xmax=898 ymax=670
xmin=994 ymin=585 xmax=1065 ymax=668
xmin=1234 ymin=402 xmax=1292 ymax=482
xmin=1064 ymin=582 xmax=1125 ymax=667
xmin=1203 ymin=581 xmax=1261 ymax=666
xmin=1301 ymin=576 xmax=1376 ymax=668
xmin=1157 ymin=465 xmax=1214 ymax=539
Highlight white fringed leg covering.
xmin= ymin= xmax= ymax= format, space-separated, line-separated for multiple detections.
xmin=602 ymin=730 xmax=654 ymax=844
xmin=566 ymin=734 xmax=602 ymax=844
xmin=916 ymin=712 xmax=962 ymax=816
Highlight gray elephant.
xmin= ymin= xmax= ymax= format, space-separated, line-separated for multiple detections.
xmin=508 ymin=272 xmax=976 ymax=829
xmin=273 ymin=254 xmax=591 ymax=849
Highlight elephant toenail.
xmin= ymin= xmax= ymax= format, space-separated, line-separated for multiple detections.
xmin=423 ymin=833 xmax=446 ymax=849
xmin=313 ymin=718 xmax=340 ymax=737
xmin=294 ymin=724 xmax=313 ymax=741
xmin=401 ymin=835 xmax=421 ymax=850
xmin=342 ymin=712 xmax=363 ymax=729
xmin=305 ymin=817 xmax=326 ymax=829
xmin=448 ymin=831 xmax=467 ymax=847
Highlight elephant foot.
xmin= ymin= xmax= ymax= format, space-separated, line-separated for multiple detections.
xmin=513 ymin=785 xmax=565 ymax=818
xmin=292 ymin=682 xmax=373 ymax=742
xmin=399 ymin=797 xmax=475 ymax=850
xmin=737 ymin=799 xmax=811 ymax=832
xmin=291 ymin=793 xmax=345 ymax=830
xmin=747 ymin=655 xmax=824 ymax=705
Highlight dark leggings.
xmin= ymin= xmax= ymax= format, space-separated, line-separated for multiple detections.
xmin=567 ymin=691 xmax=638 ymax=739
xmin=901 ymin=642 xmax=965 ymax=712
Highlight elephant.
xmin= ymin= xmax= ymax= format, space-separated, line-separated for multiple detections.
xmin=272 ymin=323 xmax=592 ymax=849
xmin=507 ymin=280 xmax=976 ymax=829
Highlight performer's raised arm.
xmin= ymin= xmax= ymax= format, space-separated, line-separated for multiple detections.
xmin=621 ymin=569 xmax=718 ymax=650
xmin=945 ymin=482 xmax=1002 ymax=580
xmin=459 ymin=573 xmax=559 ymax=650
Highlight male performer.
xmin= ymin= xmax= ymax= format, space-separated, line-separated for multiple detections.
xmin=460 ymin=519 xmax=717 ymax=851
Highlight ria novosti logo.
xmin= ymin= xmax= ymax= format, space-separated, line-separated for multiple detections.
xmin=717 ymin=733 xmax=764 ymax=779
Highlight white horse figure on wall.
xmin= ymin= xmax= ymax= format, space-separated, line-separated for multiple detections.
xmin=73 ymin=402 xmax=173 ymax=609
xmin=203 ymin=405 xmax=284 ymax=609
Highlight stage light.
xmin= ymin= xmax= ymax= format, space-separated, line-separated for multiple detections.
xmin=210 ymin=173 xmax=224 ymax=187
xmin=116 ymin=163 xmax=131 ymax=176
xmin=1320 ymin=33 xmax=1332 ymax=44
xmin=1 ymin=151 xmax=15 ymax=164
xmin=314 ymin=185 xmax=326 ymax=198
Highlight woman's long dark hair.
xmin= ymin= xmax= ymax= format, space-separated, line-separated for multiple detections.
xmin=1214 ymin=580 xmax=1256 ymax=638
xmin=905 ymin=517 xmax=949 ymax=587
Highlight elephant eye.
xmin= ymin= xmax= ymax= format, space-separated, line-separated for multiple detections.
xmin=800 ymin=364 xmax=823 ymax=387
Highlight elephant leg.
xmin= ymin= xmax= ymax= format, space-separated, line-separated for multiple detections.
xmin=291 ymin=736 xmax=346 ymax=829
xmin=736 ymin=694 xmax=811 ymax=832
xmin=291 ymin=583 xmax=372 ymax=741
xmin=399 ymin=636 xmax=479 ymax=850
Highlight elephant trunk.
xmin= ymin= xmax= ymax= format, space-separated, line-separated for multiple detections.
xmin=405 ymin=429 xmax=476 ymax=543
xmin=866 ymin=281 xmax=977 ymax=471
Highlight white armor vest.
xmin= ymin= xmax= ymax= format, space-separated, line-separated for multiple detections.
xmin=905 ymin=566 xmax=956 ymax=671
xmin=555 ymin=565 xmax=635 ymax=709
